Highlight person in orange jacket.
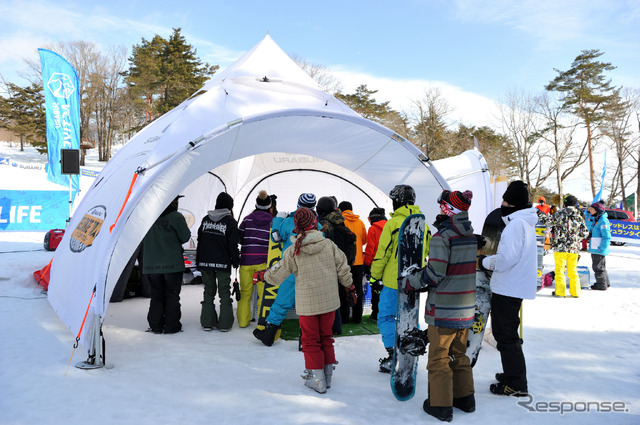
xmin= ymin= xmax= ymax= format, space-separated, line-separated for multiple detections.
xmin=536 ymin=197 xmax=551 ymax=215
xmin=363 ymin=207 xmax=387 ymax=321
xmin=338 ymin=201 xmax=368 ymax=323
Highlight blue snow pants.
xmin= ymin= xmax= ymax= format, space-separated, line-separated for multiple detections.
xmin=266 ymin=274 xmax=295 ymax=325
xmin=377 ymin=286 xmax=398 ymax=349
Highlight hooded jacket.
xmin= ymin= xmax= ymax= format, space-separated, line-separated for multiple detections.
xmin=264 ymin=230 xmax=353 ymax=315
xmin=142 ymin=209 xmax=191 ymax=274
xmin=341 ymin=210 xmax=367 ymax=266
xmin=482 ymin=207 xmax=538 ymax=300
xmin=370 ymin=204 xmax=431 ymax=290
xmin=421 ymin=211 xmax=476 ymax=328
xmin=550 ymin=206 xmax=589 ymax=253
xmin=586 ymin=212 xmax=611 ymax=256
xmin=196 ymin=209 xmax=240 ymax=270
xmin=238 ymin=209 xmax=273 ymax=266
xmin=364 ymin=219 xmax=387 ymax=266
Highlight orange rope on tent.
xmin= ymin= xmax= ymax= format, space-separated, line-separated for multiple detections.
xmin=109 ymin=172 xmax=139 ymax=233
xmin=36 ymin=259 xmax=53 ymax=286
xmin=65 ymin=287 xmax=96 ymax=376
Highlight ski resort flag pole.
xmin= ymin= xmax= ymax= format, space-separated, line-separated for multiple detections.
xmin=592 ymin=150 xmax=607 ymax=205
xmin=38 ymin=49 xmax=81 ymax=191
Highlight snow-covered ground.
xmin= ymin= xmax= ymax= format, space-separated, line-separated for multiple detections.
xmin=1 ymin=142 xmax=639 ymax=424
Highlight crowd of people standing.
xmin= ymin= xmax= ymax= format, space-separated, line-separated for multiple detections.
xmin=139 ymin=180 xmax=611 ymax=422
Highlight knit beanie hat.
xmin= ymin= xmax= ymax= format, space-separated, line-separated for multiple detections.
xmin=439 ymin=190 xmax=472 ymax=217
xmin=255 ymin=190 xmax=272 ymax=210
xmin=338 ymin=201 xmax=353 ymax=212
xmin=502 ymin=181 xmax=530 ymax=207
xmin=293 ymin=207 xmax=317 ymax=256
xmin=564 ymin=195 xmax=578 ymax=207
xmin=590 ymin=202 xmax=605 ymax=215
xmin=297 ymin=193 xmax=317 ymax=209
xmin=215 ymin=192 xmax=234 ymax=210
xmin=316 ymin=196 xmax=336 ymax=218
xmin=368 ymin=207 xmax=386 ymax=222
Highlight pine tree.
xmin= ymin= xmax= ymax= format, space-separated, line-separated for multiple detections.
xmin=545 ymin=49 xmax=621 ymax=198
xmin=0 ymin=82 xmax=46 ymax=152
xmin=122 ymin=28 xmax=218 ymax=124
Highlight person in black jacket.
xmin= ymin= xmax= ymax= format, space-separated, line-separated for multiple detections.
xmin=196 ymin=192 xmax=240 ymax=331
xmin=142 ymin=196 xmax=191 ymax=334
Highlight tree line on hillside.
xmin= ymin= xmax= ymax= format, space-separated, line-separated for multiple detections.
xmin=0 ymin=30 xmax=638 ymax=209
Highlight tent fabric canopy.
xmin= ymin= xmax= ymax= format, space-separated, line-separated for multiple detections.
xmin=48 ymin=35 xmax=474 ymax=353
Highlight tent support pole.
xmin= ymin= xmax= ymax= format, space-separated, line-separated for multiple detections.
xmin=75 ymin=313 xmax=105 ymax=370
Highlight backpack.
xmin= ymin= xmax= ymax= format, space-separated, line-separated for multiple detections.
xmin=332 ymin=224 xmax=357 ymax=266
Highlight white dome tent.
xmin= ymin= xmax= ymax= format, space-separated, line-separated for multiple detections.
xmin=48 ymin=35 xmax=491 ymax=368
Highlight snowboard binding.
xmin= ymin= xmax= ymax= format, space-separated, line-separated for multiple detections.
xmin=398 ymin=327 xmax=429 ymax=356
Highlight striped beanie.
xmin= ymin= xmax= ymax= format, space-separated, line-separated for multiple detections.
xmin=297 ymin=193 xmax=317 ymax=209
xmin=439 ymin=190 xmax=472 ymax=217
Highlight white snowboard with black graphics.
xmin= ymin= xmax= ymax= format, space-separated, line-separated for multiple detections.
xmin=391 ymin=213 xmax=425 ymax=401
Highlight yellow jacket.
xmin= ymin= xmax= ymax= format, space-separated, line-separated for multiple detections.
xmin=370 ymin=205 xmax=431 ymax=289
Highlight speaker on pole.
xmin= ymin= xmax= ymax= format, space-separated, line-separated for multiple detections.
xmin=61 ymin=149 xmax=80 ymax=175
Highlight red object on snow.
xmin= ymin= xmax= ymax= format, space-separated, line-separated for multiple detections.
xmin=44 ymin=229 xmax=65 ymax=251
xmin=33 ymin=262 xmax=52 ymax=291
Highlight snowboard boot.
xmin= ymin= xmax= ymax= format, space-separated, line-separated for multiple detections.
xmin=423 ymin=399 xmax=453 ymax=422
xmin=489 ymin=382 xmax=528 ymax=397
xmin=378 ymin=347 xmax=394 ymax=373
xmin=324 ymin=363 xmax=336 ymax=388
xmin=252 ymin=322 xmax=280 ymax=346
xmin=301 ymin=369 xmax=327 ymax=394
xmin=452 ymin=394 xmax=475 ymax=413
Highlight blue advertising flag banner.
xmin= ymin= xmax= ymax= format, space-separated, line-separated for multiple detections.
xmin=0 ymin=190 xmax=76 ymax=231
xmin=592 ymin=150 xmax=607 ymax=205
xmin=38 ymin=48 xmax=81 ymax=190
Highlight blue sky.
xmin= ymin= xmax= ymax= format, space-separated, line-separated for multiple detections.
xmin=1 ymin=0 xmax=638 ymax=114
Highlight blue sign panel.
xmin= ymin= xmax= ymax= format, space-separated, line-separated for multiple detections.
xmin=0 ymin=190 xmax=76 ymax=231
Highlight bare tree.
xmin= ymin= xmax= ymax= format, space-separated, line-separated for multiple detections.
xmin=290 ymin=53 xmax=343 ymax=94
xmin=535 ymin=92 xmax=586 ymax=203
xmin=85 ymin=46 xmax=129 ymax=161
xmin=495 ymin=89 xmax=551 ymax=192
xmin=600 ymin=88 xmax=640 ymax=209
xmin=407 ymin=87 xmax=456 ymax=160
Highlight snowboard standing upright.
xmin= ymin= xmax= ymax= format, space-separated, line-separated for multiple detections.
xmin=468 ymin=208 xmax=504 ymax=367
xmin=256 ymin=219 xmax=283 ymax=336
xmin=391 ymin=213 xmax=425 ymax=401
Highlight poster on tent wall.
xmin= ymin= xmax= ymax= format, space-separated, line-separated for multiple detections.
xmin=38 ymin=48 xmax=81 ymax=191
xmin=0 ymin=190 xmax=74 ymax=231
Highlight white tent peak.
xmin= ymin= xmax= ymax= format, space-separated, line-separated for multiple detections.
xmin=204 ymin=34 xmax=322 ymax=91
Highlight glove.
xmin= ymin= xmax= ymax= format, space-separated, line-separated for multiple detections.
xmin=346 ymin=284 xmax=357 ymax=307
xmin=477 ymin=255 xmax=487 ymax=271
xmin=252 ymin=270 xmax=266 ymax=284
xmin=369 ymin=277 xmax=383 ymax=295
xmin=475 ymin=234 xmax=487 ymax=249
xmin=404 ymin=264 xmax=423 ymax=290
xmin=232 ymin=278 xmax=241 ymax=301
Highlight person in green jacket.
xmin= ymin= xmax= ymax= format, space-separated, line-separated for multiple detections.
xmin=142 ymin=196 xmax=192 ymax=334
xmin=370 ymin=184 xmax=431 ymax=373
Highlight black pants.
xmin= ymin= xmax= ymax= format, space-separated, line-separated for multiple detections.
xmin=338 ymin=265 xmax=364 ymax=323
xmin=147 ymin=272 xmax=183 ymax=333
xmin=491 ymin=293 xmax=527 ymax=391
xmin=591 ymin=253 xmax=610 ymax=288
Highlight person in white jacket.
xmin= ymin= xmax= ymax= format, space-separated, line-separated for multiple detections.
xmin=478 ymin=180 xmax=537 ymax=397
